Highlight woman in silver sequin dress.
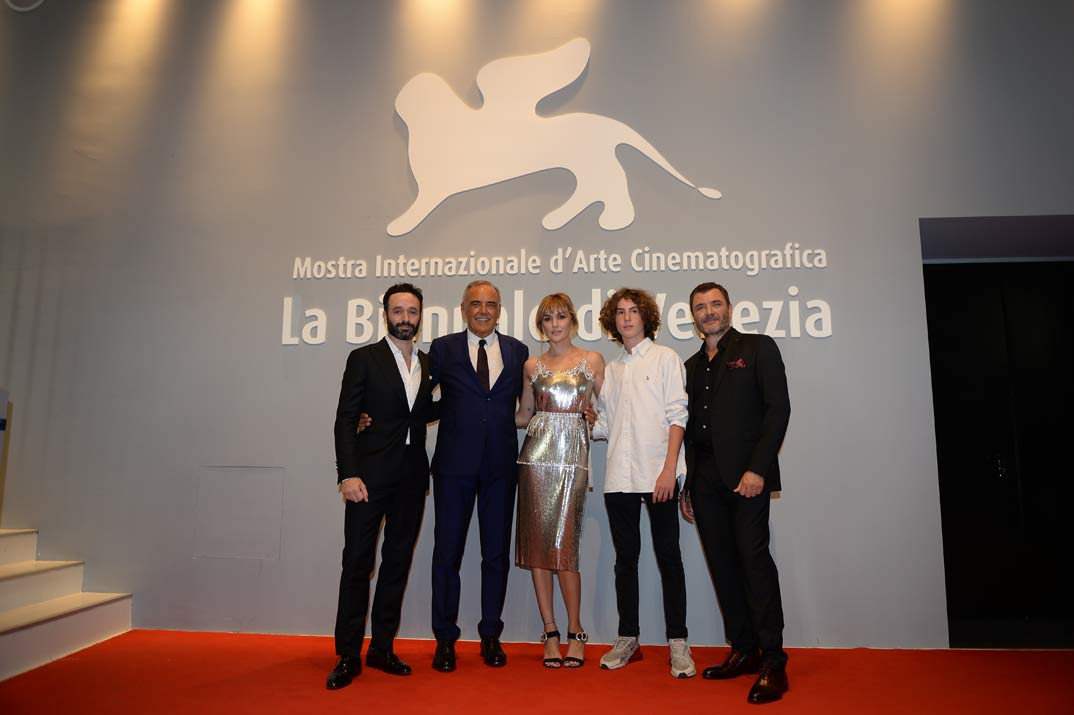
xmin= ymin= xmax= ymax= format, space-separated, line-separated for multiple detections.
xmin=515 ymin=293 xmax=605 ymax=668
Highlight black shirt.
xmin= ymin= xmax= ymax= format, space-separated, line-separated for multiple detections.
xmin=687 ymin=333 xmax=733 ymax=452
xmin=687 ymin=341 xmax=721 ymax=448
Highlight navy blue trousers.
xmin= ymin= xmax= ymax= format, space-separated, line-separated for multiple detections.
xmin=430 ymin=458 xmax=517 ymax=642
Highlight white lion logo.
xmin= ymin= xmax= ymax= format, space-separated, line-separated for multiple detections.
xmin=387 ymin=38 xmax=720 ymax=236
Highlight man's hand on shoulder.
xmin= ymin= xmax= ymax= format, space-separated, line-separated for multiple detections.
xmin=339 ymin=477 xmax=369 ymax=503
xmin=733 ymin=471 xmax=765 ymax=498
xmin=357 ymin=413 xmax=372 ymax=432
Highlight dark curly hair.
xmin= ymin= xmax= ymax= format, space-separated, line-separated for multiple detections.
xmin=599 ymin=288 xmax=661 ymax=344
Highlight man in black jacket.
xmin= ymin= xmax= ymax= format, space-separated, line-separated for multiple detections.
xmin=680 ymin=282 xmax=792 ymax=705
xmin=327 ymin=283 xmax=435 ymax=690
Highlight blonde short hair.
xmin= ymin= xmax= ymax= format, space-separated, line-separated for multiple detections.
xmin=535 ymin=293 xmax=578 ymax=339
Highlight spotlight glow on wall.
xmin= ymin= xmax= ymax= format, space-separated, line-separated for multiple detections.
xmin=397 ymin=0 xmax=476 ymax=61
xmin=38 ymin=0 xmax=171 ymax=220
xmin=210 ymin=0 xmax=293 ymax=89
xmin=704 ymin=0 xmax=770 ymax=30
xmin=856 ymin=0 xmax=950 ymax=70
xmin=513 ymin=0 xmax=603 ymax=31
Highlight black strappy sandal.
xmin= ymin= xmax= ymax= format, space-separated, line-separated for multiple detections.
xmin=564 ymin=630 xmax=588 ymax=668
xmin=540 ymin=626 xmax=563 ymax=668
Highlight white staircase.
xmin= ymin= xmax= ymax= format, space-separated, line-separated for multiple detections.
xmin=0 ymin=529 xmax=131 ymax=680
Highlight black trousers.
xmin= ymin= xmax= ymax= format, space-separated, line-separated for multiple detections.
xmin=691 ymin=450 xmax=786 ymax=665
xmin=604 ymin=489 xmax=688 ymax=640
xmin=334 ymin=445 xmax=427 ymax=656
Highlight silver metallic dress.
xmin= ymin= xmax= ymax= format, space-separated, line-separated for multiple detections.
xmin=516 ymin=357 xmax=596 ymax=573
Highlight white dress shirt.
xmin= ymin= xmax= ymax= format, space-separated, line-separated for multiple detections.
xmin=385 ymin=337 xmax=422 ymax=444
xmin=466 ymin=329 xmax=504 ymax=388
xmin=592 ymin=338 xmax=689 ymax=493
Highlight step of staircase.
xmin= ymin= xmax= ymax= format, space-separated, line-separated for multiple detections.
xmin=0 ymin=529 xmax=37 ymax=565
xmin=0 ymin=560 xmax=85 ymax=612
xmin=0 ymin=593 xmax=132 ymax=680
xmin=0 ymin=530 xmax=131 ymax=680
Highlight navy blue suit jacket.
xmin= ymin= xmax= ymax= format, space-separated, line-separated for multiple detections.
xmin=429 ymin=330 xmax=528 ymax=478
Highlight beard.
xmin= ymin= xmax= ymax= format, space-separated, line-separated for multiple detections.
xmin=387 ymin=320 xmax=418 ymax=340
xmin=697 ymin=314 xmax=729 ymax=336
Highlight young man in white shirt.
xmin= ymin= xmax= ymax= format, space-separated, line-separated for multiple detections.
xmin=591 ymin=288 xmax=694 ymax=678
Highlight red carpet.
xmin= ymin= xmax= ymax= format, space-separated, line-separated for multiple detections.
xmin=1 ymin=631 xmax=1072 ymax=714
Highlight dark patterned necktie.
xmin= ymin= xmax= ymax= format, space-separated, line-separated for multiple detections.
xmin=477 ymin=339 xmax=490 ymax=392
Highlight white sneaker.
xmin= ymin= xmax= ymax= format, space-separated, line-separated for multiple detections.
xmin=669 ymin=638 xmax=696 ymax=678
xmin=600 ymin=636 xmax=640 ymax=670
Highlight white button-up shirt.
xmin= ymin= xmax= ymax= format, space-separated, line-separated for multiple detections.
xmin=386 ymin=337 xmax=422 ymax=444
xmin=466 ymin=329 xmax=503 ymax=388
xmin=593 ymin=338 xmax=689 ymax=493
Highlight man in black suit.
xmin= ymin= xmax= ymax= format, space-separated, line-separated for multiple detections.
xmin=680 ymin=282 xmax=792 ymax=705
xmin=326 ymin=283 xmax=435 ymax=690
xmin=427 ymin=280 xmax=528 ymax=671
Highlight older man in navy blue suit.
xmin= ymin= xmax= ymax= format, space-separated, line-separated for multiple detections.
xmin=429 ymin=280 xmax=528 ymax=672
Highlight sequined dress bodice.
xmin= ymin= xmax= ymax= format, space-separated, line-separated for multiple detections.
xmin=531 ymin=357 xmax=596 ymax=414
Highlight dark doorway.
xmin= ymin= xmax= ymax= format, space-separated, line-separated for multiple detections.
xmin=924 ymin=255 xmax=1074 ymax=648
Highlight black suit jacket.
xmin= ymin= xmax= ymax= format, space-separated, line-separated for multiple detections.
xmin=684 ymin=328 xmax=791 ymax=494
xmin=334 ymin=338 xmax=435 ymax=488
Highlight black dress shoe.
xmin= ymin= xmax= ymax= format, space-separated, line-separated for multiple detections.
xmin=480 ymin=636 xmax=507 ymax=667
xmin=326 ymin=655 xmax=361 ymax=690
xmin=702 ymin=648 xmax=762 ymax=680
xmin=432 ymin=640 xmax=456 ymax=672
xmin=747 ymin=662 xmax=789 ymax=704
xmin=366 ymin=646 xmax=412 ymax=675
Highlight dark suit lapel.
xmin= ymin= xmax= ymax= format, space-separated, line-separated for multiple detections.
xmin=489 ymin=331 xmax=511 ymax=392
xmin=711 ymin=329 xmax=741 ymax=397
xmin=418 ymin=349 xmax=431 ymax=400
xmin=456 ymin=331 xmax=485 ymax=391
xmin=418 ymin=349 xmax=430 ymax=382
xmin=372 ymin=338 xmax=409 ymax=409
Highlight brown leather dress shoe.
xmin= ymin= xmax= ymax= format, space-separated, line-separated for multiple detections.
xmin=326 ymin=655 xmax=361 ymax=690
xmin=432 ymin=640 xmax=456 ymax=672
xmin=366 ymin=646 xmax=412 ymax=675
xmin=480 ymin=636 xmax=507 ymax=667
xmin=747 ymin=662 xmax=789 ymax=704
xmin=702 ymin=648 xmax=762 ymax=680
